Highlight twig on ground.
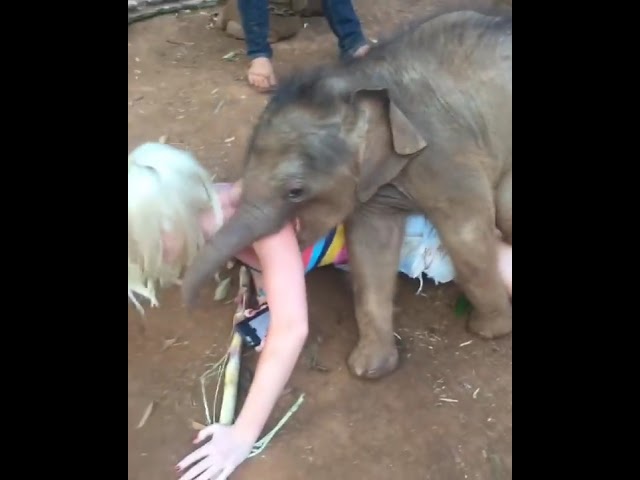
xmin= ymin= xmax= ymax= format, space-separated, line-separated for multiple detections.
xmin=136 ymin=401 xmax=156 ymax=429
xmin=166 ymin=39 xmax=195 ymax=46
xmin=249 ymin=394 xmax=305 ymax=457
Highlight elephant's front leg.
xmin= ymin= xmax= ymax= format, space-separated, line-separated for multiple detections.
xmin=345 ymin=208 xmax=406 ymax=379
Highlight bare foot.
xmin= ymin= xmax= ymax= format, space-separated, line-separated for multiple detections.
xmin=247 ymin=57 xmax=277 ymax=93
xmin=352 ymin=44 xmax=370 ymax=58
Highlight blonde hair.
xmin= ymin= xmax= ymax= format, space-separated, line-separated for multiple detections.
xmin=128 ymin=143 xmax=223 ymax=313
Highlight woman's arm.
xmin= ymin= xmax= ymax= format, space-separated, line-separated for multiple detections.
xmin=233 ymin=221 xmax=308 ymax=441
xmin=212 ymin=180 xmax=308 ymax=438
xmin=177 ymin=190 xmax=308 ymax=480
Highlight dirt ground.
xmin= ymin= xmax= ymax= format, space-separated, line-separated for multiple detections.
xmin=127 ymin=2 xmax=512 ymax=479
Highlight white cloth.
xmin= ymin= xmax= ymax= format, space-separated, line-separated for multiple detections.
xmin=398 ymin=215 xmax=456 ymax=291
xmin=335 ymin=214 xmax=456 ymax=293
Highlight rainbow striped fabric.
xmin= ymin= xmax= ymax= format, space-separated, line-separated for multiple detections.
xmin=301 ymin=224 xmax=349 ymax=273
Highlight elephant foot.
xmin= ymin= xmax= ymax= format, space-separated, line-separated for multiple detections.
xmin=467 ymin=307 xmax=512 ymax=339
xmin=348 ymin=339 xmax=399 ymax=379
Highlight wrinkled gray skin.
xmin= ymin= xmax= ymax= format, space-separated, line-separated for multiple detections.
xmin=183 ymin=6 xmax=512 ymax=380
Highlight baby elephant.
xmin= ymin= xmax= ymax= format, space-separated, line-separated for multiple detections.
xmin=184 ymin=5 xmax=513 ymax=380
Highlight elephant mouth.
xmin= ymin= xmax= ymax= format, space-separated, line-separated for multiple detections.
xmin=293 ymin=217 xmax=314 ymax=251
xmin=293 ymin=217 xmax=308 ymax=249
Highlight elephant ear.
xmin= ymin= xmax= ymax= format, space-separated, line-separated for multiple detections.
xmin=388 ymin=98 xmax=428 ymax=155
xmin=349 ymin=88 xmax=428 ymax=203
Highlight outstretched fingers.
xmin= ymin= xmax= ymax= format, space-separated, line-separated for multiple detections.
xmin=216 ymin=464 xmax=236 ymax=480
xmin=178 ymin=455 xmax=222 ymax=480
xmin=175 ymin=425 xmax=222 ymax=473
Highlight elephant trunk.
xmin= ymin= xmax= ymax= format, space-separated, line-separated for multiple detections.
xmin=180 ymin=202 xmax=288 ymax=307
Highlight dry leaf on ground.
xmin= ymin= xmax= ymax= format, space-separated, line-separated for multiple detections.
xmin=136 ymin=401 xmax=156 ymax=429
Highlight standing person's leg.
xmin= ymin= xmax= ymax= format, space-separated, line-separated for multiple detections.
xmin=322 ymin=0 xmax=369 ymax=60
xmin=238 ymin=0 xmax=278 ymax=91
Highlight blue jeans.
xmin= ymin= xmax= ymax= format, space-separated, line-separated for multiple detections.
xmin=238 ymin=0 xmax=368 ymax=60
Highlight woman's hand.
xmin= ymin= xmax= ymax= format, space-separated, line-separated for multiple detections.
xmin=176 ymin=423 xmax=255 ymax=480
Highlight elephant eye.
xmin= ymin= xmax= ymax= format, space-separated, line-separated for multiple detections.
xmin=287 ymin=187 xmax=305 ymax=201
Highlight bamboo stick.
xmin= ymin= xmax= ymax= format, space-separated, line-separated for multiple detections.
xmin=218 ymin=265 xmax=251 ymax=425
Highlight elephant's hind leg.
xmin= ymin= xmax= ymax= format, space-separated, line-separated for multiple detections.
xmin=406 ymin=160 xmax=512 ymax=339
xmin=496 ymin=169 xmax=512 ymax=244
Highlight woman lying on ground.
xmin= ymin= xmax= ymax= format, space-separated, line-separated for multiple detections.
xmin=128 ymin=142 xmax=512 ymax=480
